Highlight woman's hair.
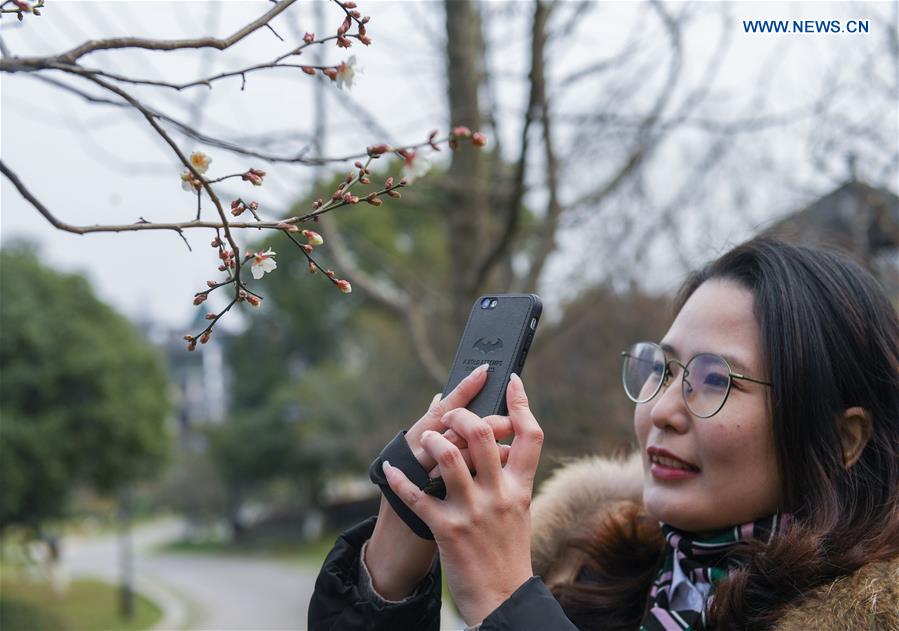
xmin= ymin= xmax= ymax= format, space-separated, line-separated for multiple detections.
xmin=552 ymin=237 xmax=899 ymax=630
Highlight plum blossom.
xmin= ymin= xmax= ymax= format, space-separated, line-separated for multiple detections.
xmin=335 ymin=56 xmax=359 ymax=91
xmin=251 ymin=248 xmax=277 ymax=280
xmin=336 ymin=279 xmax=352 ymax=294
xmin=402 ymin=151 xmax=431 ymax=183
xmin=189 ymin=151 xmax=212 ymax=174
xmin=181 ymin=171 xmax=202 ymax=193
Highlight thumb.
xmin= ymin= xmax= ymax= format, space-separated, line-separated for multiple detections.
xmin=428 ymin=392 xmax=442 ymax=411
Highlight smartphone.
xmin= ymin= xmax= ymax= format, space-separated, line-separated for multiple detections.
xmin=424 ymin=293 xmax=542 ymax=496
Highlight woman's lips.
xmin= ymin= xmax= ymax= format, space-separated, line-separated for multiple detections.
xmin=650 ymin=462 xmax=701 ymax=481
xmin=647 ymin=446 xmax=700 ymax=480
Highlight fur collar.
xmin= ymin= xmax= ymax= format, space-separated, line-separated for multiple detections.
xmin=529 ymin=451 xmax=899 ymax=630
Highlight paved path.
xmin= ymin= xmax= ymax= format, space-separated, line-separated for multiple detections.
xmin=62 ymin=518 xmax=467 ymax=630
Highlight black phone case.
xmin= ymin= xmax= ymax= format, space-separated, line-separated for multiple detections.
xmin=424 ymin=293 xmax=542 ymax=496
xmin=441 ymin=293 xmax=542 ymax=416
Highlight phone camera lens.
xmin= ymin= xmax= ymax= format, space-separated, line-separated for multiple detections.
xmin=490 ymin=299 xmax=498 ymax=307
xmin=481 ymin=298 xmax=491 ymax=309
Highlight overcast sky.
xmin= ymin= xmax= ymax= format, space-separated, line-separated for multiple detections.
xmin=2 ymin=1 xmax=895 ymax=333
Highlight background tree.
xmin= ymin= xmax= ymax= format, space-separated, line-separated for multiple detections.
xmin=0 ymin=242 xmax=171 ymax=534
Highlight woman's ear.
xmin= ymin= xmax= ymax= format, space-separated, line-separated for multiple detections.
xmin=837 ymin=407 xmax=873 ymax=469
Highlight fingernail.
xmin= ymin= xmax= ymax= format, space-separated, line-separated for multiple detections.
xmin=382 ymin=460 xmax=392 ymax=475
xmin=510 ymin=372 xmax=521 ymax=386
xmin=476 ymin=363 xmax=490 ymax=374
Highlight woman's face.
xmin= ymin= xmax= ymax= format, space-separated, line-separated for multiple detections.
xmin=634 ymin=279 xmax=784 ymax=532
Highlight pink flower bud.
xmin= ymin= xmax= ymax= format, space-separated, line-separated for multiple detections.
xmin=367 ymin=144 xmax=390 ymax=156
xmin=249 ymin=201 xmax=259 ymax=210
xmin=472 ymin=132 xmax=487 ymax=147
xmin=183 ymin=335 xmax=194 ymax=341
xmin=385 ymin=176 xmax=394 ymax=187
xmin=302 ymin=244 xmax=313 ymax=253
xmin=313 ymin=199 xmax=323 ymax=209
xmin=344 ymin=1 xmax=357 ymax=8
xmin=206 ymin=280 xmax=217 ymax=288
xmin=302 ymin=229 xmax=324 ymax=246
xmin=277 ymin=222 xmax=299 ymax=232
xmin=231 ymin=199 xmax=241 ymax=210
xmin=211 ymin=237 xmax=222 ymax=247
xmin=387 ymin=190 xmax=401 ymax=199
xmin=246 ymin=295 xmax=262 ymax=308
xmin=399 ymin=178 xmax=408 ymax=186
xmin=308 ymin=261 xmax=317 ymax=274
xmin=200 ymin=330 xmax=211 ymax=344
xmin=358 ymin=35 xmax=372 ymax=46
xmin=193 ymin=294 xmax=207 ymax=305
xmin=350 ymin=10 xmax=361 ymax=19
xmin=301 ymin=66 xmax=316 ymax=75
xmin=245 ymin=251 xmax=254 ymax=259
xmin=218 ymin=264 xmax=227 ymax=272
xmin=366 ymin=193 xmax=383 ymax=206
xmin=325 ymin=270 xmax=335 ymax=280
xmin=188 ymin=340 xmax=197 ymax=352
xmin=452 ymin=126 xmax=472 ymax=139
xmin=206 ymin=312 xmax=216 ymax=320
xmin=361 ymin=16 xmax=370 ymax=24
xmin=323 ymin=68 xmax=338 ymax=81
xmin=303 ymin=32 xmax=315 ymax=43
xmin=360 ymin=176 xmax=371 ymax=184
xmin=354 ymin=160 xmax=364 ymax=168
xmin=231 ymin=206 xmax=246 ymax=216
xmin=338 ymin=16 xmax=351 ymax=36
xmin=239 ymin=290 xmax=248 ymax=300
xmin=336 ymin=279 xmax=352 ymax=294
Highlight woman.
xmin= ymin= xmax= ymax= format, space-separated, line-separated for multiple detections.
xmin=308 ymin=238 xmax=899 ymax=630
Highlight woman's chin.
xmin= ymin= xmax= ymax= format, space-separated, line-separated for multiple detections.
xmin=643 ymin=488 xmax=708 ymax=531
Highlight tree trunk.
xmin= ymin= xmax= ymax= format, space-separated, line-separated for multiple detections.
xmin=444 ymin=0 xmax=489 ymax=325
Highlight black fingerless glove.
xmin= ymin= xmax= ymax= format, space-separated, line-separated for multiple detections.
xmin=368 ymin=430 xmax=447 ymax=540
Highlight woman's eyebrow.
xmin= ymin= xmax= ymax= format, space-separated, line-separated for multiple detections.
xmin=661 ymin=342 xmax=753 ymax=375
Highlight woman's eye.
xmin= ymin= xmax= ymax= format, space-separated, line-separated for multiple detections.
xmin=704 ymin=373 xmax=729 ymax=389
xmin=652 ymin=362 xmax=666 ymax=376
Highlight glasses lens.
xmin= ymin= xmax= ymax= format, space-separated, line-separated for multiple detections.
xmin=623 ymin=343 xmax=666 ymax=403
xmin=683 ymin=354 xmax=731 ymax=417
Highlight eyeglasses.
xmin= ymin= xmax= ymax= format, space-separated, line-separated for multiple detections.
xmin=620 ymin=341 xmax=772 ymax=418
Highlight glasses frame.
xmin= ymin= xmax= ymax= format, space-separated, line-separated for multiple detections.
xmin=620 ymin=341 xmax=772 ymax=418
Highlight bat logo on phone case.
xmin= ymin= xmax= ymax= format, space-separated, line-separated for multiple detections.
xmin=473 ymin=337 xmax=504 ymax=355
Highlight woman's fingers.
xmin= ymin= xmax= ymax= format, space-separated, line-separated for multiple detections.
xmin=439 ymin=409 xmax=503 ymax=489
xmin=429 ymin=443 xmax=511 ymax=479
xmin=427 ymin=364 xmax=490 ymax=419
xmin=419 ymin=430 xmax=476 ymax=501
xmin=504 ymin=374 xmax=545 ymax=491
xmin=381 ymin=460 xmax=439 ymax=526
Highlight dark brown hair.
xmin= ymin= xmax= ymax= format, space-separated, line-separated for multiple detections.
xmin=553 ymin=238 xmax=899 ymax=629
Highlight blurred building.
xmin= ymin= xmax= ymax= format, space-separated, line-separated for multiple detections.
xmin=762 ymin=178 xmax=899 ymax=303
xmin=146 ymin=309 xmax=232 ymax=449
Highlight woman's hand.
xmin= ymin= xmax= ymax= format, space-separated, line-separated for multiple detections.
xmin=364 ymin=363 xmax=513 ymax=600
xmin=405 ymin=363 xmax=514 ymax=477
xmin=382 ymin=373 xmax=543 ymax=626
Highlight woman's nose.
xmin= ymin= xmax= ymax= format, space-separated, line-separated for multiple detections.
xmin=649 ymin=373 xmax=691 ymax=433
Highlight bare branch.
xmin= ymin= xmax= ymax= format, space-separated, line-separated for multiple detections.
xmin=472 ymin=0 xmax=549 ymax=290
xmin=59 ymin=0 xmax=296 ymax=63
xmin=315 ymin=211 xmax=446 ymax=384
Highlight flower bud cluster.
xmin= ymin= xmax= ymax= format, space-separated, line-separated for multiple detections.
xmin=231 ymin=199 xmax=260 ymax=217
xmin=242 ymin=168 xmax=266 ymax=187
xmin=448 ymin=126 xmax=487 ymax=150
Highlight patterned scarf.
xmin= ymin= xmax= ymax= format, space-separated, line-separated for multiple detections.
xmin=639 ymin=513 xmax=792 ymax=631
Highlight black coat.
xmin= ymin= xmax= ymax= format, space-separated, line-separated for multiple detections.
xmin=307 ymin=516 xmax=577 ymax=630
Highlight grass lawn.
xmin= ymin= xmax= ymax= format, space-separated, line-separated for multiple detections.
xmin=0 ymin=576 xmax=162 ymax=631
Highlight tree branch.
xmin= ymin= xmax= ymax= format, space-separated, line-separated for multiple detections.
xmin=315 ymin=212 xmax=447 ymax=384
